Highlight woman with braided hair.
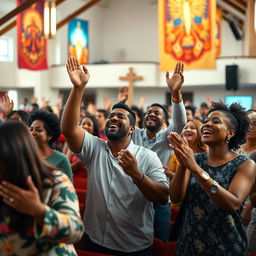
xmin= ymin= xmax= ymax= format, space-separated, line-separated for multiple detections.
xmin=169 ymin=101 xmax=256 ymax=255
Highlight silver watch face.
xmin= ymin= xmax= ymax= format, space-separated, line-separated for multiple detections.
xmin=201 ymin=171 xmax=209 ymax=180
xmin=210 ymin=184 xmax=218 ymax=195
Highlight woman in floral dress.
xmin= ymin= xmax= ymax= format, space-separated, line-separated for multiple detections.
xmin=169 ymin=102 xmax=256 ymax=255
xmin=0 ymin=121 xmax=84 ymax=255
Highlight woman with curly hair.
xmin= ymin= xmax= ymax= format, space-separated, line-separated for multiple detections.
xmin=169 ymin=101 xmax=256 ymax=255
xmin=29 ymin=110 xmax=72 ymax=181
xmin=0 ymin=121 xmax=84 ymax=255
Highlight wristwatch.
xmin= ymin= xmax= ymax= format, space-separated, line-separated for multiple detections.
xmin=200 ymin=171 xmax=210 ymax=181
xmin=210 ymin=180 xmax=219 ymax=195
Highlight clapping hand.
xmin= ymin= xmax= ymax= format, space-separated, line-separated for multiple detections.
xmin=66 ymin=57 xmax=90 ymax=88
xmin=166 ymin=62 xmax=184 ymax=95
xmin=116 ymin=149 xmax=142 ymax=180
xmin=168 ymin=132 xmax=198 ymax=172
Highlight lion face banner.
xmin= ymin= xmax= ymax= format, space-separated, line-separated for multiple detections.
xmin=17 ymin=0 xmax=48 ymax=70
xmin=159 ymin=0 xmax=216 ymax=70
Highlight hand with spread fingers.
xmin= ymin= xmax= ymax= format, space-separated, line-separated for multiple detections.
xmin=118 ymin=86 xmax=129 ymax=104
xmin=168 ymin=132 xmax=197 ymax=172
xmin=2 ymin=94 xmax=14 ymax=114
xmin=117 ymin=149 xmax=142 ymax=181
xmin=66 ymin=57 xmax=90 ymax=88
xmin=166 ymin=62 xmax=184 ymax=94
xmin=0 ymin=176 xmax=46 ymax=223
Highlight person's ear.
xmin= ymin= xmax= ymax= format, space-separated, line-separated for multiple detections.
xmin=129 ymin=126 xmax=135 ymax=135
xmin=228 ymin=129 xmax=236 ymax=140
xmin=47 ymin=134 xmax=53 ymax=142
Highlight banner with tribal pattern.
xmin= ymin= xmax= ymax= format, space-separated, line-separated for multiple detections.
xmin=17 ymin=0 xmax=48 ymax=70
xmin=159 ymin=0 xmax=216 ymax=70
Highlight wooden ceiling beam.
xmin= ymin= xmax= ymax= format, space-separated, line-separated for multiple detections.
xmin=0 ymin=0 xmax=39 ymax=27
xmin=221 ymin=0 xmax=246 ymax=14
xmin=235 ymin=0 xmax=248 ymax=6
xmin=228 ymin=0 xmax=247 ymax=10
xmin=57 ymin=0 xmax=102 ymax=30
xmin=222 ymin=8 xmax=244 ymax=25
xmin=222 ymin=9 xmax=244 ymax=30
xmin=0 ymin=0 xmax=66 ymax=36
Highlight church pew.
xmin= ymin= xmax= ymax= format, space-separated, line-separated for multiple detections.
xmin=76 ymin=250 xmax=112 ymax=256
xmin=74 ymin=177 xmax=87 ymax=189
xmin=76 ymin=188 xmax=87 ymax=203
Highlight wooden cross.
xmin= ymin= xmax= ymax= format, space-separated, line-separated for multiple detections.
xmin=119 ymin=67 xmax=143 ymax=106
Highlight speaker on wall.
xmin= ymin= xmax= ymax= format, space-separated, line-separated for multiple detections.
xmin=228 ymin=20 xmax=242 ymax=40
xmin=225 ymin=65 xmax=239 ymax=91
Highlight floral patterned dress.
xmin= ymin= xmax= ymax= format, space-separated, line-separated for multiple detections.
xmin=0 ymin=171 xmax=84 ymax=256
xmin=176 ymin=153 xmax=248 ymax=256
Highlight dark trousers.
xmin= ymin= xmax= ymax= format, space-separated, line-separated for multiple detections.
xmin=83 ymin=234 xmax=152 ymax=256
xmin=153 ymin=203 xmax=171 ymax=242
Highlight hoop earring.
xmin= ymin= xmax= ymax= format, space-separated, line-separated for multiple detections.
xmin=225 ymin=137 xmax=230 ymax=143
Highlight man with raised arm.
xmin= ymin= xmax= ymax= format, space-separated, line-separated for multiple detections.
xmin=118 ymin=62 xmax=187 ymax=242
xmin=61 ymin=57 xmax=169 ymax=255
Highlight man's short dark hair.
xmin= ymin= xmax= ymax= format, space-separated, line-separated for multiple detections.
xmin=150 ymin=103 xmax=169 ymax=126
xmin=111 ymin=103 xmax=136 ymax=126
xmin=200 ymin=102 xmax=208 ymax=109
xmin=185 ymin=105 xmax=196 ymax=116
xmin=97 ymin=109 xmax=109 ymax=119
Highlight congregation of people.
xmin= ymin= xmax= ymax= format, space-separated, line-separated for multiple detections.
xmin=0 ymin=57 xmax=256 ymax=255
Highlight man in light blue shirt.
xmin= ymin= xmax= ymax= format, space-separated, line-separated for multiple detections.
xmin=61 ymin=57 xmax=169 ymax=255
xmin=118 ymin=62 xmax=187 ymax=242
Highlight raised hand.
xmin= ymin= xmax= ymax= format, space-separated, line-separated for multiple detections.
xmin=2 ymin=94 xmax=14 ymax=113
xmin=30 ymin=95 xmax=38 ymax=104
xmin=66 ymin=57 xmax=90 ymax=88
xmin=118 ymin=86 xmax=129 ymax=104
xmin=0 ymin=176 xmax=46 ymax=222
xmin=166 ymin=62 xmax=184 ymax=94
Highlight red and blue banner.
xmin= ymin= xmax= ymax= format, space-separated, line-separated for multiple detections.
xmin=17 ymin=0 xmax=48 ymax=70
xmin=159 ymin=0 xmax=216 ymax=70
xmin=68 ymin=19 xmax=89 ymax=64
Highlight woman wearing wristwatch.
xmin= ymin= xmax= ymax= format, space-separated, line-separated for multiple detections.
xmin=169 ymin=101 xmax=256 ymax=256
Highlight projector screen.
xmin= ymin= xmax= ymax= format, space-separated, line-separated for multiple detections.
xmin=225 ymin=96 xmax=253 ymax=110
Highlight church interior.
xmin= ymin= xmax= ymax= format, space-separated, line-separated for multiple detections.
xmin=1 ymin=1 xmax=256 ymax=256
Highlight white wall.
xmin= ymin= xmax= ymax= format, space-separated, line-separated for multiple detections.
xmin=101 ymin=0 xmax=243 ymax=62
xmin=53 ymin=0 xmax=104 ymax=65
xmin=221 ymin=21 xmax=243 ymax=56
xmin=0 ymin=0 xmax=253 ymax=107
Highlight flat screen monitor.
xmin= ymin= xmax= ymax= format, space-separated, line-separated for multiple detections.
xmin=225 ymin=96 xmax=253 ymax=110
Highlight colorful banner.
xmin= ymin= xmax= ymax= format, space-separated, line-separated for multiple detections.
xmin=215 ymin=8 xmax=222 ymax=57
xmin=159 ymin=0 xmax=216 ymax=70
xmin=17 ymin=0 xmax=47 ymax=70
xmin=68 ymin=19 xmax=89 ymax=64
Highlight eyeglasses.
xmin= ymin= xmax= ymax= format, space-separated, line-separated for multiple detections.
xmin=250 ymin=122 xmax=256 ymax=127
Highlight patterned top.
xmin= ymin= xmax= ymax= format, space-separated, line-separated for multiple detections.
xmin=176 ymin=153 xmax=248 ymax=256
xmin=0 ymin=171 xmax=84 ymax=256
